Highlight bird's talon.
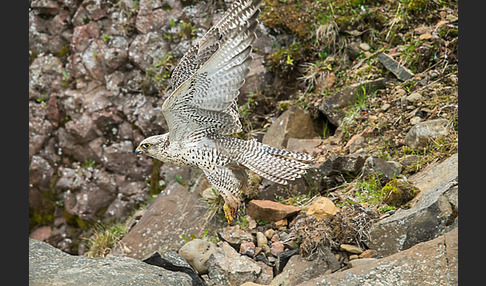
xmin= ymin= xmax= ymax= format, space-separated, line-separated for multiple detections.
xmin=223 ymin=203 xmax=238 ymax=225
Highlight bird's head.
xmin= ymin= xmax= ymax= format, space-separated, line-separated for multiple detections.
xmin=135 ymin=133 xmax=170 ymax=160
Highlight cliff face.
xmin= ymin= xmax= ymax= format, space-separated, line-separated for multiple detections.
xmin=29 ymin=0 xmax=457 ymax=269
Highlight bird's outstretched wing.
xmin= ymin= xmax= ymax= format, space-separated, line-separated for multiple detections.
xmin=162 ymin=0 xmax=261 ymax=142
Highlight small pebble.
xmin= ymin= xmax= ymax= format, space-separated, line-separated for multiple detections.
xmin=264 ymin=229 xmax=275 ymax=240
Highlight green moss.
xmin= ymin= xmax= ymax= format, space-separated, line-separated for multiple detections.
xmin=267 ymin=42 xmax=304 ymax=73
xmin=29 ymin=50 xmax=39 ymax=65
xmin=178 ymin=21 xmax=198 ymax=39
xmin=57 ymin=45 xmax=70 ymax=63
xmin=63 ymin=211 xmax=92 ymax=231
xmin=148 ymin=159 xmax=164 ymax=196
xmin=29 ymin=176 xmax=61 ymax=231
xmin=381 ymin=179 xmax=419 ymax=207
xmin=404 ymin=0 xmax=429 ymax=12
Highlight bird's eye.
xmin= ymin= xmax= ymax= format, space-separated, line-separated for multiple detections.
xmin=141 ymin=143 xmax=151 ymax=149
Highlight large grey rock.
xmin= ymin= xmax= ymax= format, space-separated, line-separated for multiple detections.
xmin=272 ymin=251 xmax=340 ymax=286
xmin=404 ymin=119 xmax=451 ymax=149
xmin=362 ymin=155 xmax=401 ymax=180
xmin=208 ymin=242 xmax=262 ymax=286
xmin=29 ymin=238 xmax=193 ymax=286
xmin=262 ymin=107 xmax=318 ymax=149
xmin=296 ymin=227 xmax=457 ymax=286
xmin=111 ymin=182 xmax=224 ymax=260
xmin=367 ymin=153 xmax=458 ymax=257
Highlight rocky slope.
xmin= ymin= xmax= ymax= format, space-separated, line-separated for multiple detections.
xmin=29 ymin=0 xmax=458 ymax=285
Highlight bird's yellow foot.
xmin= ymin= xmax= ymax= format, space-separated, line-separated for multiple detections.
xmin=223 ymin=202 xmax=238 ymax=225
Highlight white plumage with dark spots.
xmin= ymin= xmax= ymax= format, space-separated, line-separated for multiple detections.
xmin=135 ymin=0 xmax=313 ymax=224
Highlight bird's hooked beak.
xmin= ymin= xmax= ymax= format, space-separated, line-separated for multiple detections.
xmin=135 ymin=146 xmax=143 ymax=155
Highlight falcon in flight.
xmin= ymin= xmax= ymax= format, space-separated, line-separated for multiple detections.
xmin=135 ymin=0 xmax=313 ymax=224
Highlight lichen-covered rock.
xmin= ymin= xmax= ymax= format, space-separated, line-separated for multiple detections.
xmin=29 ymin=238 xmax=193 ymax=286
xmin=367 ymin=153 xmax=458 ymax=257
xmin=404 ymin=119 xmax=451 ymax=149
xmin=208 ymin=242 xmax=262 ymax=286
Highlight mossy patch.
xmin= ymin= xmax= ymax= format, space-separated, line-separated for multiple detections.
xmin=381 ymin=178 xmax=419 ymax=207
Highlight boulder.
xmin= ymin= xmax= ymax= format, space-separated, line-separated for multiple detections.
xmin=248 ymin=200 xmax=301 ymax=223
xmin=262 ymin=107 xmax=318 ymax=149
xmin=111 ymin=182 xmax=224 ymax=259
xmin=178 ymin=239 xmax=217 ymax=274
xmin=305 ymin=197 xmax=339 ymax=220
xmin=295 ymin=227 xmax=457 ymax=286
xmin=362 ymin=155 xmax=401 ymax=180
xmin=29 ymin=238 xmax=193 ymax=286
xmin=271 ymin=251 xmax=340 ymax=286
xmin=319 ymin=78 xmax=386 ymax=126
xmin=208 ymin=242 xmax=262 ymax=286
xmin=367 ymin=153 xmax=458 ymax=257
xmin=404 ymin=119 xmax=451 ymax=149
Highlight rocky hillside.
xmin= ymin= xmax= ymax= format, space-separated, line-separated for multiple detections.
xmin=29 ymin=0 xmax=458 ymax=285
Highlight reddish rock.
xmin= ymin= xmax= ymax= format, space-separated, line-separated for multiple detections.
xmin=46 ymin=93 xmax=65 ymax=127
xmin=240 ymin=241 xmax=256 ymax=257
xmin=71 ymin=22 xmax=100 ymax=52
xmin=65 ymin=114 xmax=99 ymax=143
xmin=30 ymin=226 xmax=52 ymax=241
xmin=29 ymin=155 xmax=54 ymax=189
xmin=248 ymin=200 xmax=301 ymax=223
xmin=358 ymin=249 xmax=377 ymax=259
xmin=270 ymin=241 xmax=284 ymax=257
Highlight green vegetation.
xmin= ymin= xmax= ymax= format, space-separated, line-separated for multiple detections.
xmin=85 ymin=222 xmax=128 ymax=258
xmin=145 ymin=54 xmax=175 ymax=92
xmin=181 ymin=228 xmax=219 ymax=243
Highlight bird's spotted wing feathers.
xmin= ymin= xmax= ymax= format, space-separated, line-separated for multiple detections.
xmin=163 ymin=0 xmax=261 ymax=142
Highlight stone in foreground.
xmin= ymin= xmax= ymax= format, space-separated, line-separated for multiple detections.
xmin=29 ymin=238 xmax=192 ymax=286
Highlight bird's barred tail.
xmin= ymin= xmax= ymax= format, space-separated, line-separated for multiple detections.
xmin=227 ymin=138 xmax=314 ymax=185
